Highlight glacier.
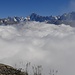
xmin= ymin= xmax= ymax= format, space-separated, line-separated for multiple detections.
xmin=0 ymin=22 xmax=75 ymax=75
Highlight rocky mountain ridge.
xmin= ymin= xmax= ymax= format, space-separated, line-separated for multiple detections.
xmin=0 ymin=12 xmax=75 ymax=26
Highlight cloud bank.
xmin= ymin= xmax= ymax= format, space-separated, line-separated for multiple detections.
xmin=0 ymin=22 xmax=75 ymax=75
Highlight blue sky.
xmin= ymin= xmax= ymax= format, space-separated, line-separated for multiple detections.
xmin=0 ymin=0 xmax=74 ymax=18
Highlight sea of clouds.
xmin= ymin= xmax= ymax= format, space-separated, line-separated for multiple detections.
xmin=0 ymin=21 xmax=75 ymax=75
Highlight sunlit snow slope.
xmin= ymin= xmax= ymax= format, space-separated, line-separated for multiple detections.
xmin=0 ymin=22 xmax=75 ymax=75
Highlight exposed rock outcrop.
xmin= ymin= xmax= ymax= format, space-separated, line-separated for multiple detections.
xmin=0 ymin=63 xmax=26 ymax=75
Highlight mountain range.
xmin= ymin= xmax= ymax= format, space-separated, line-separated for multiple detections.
xmin=0 ymin=12 xmax=75 ymax=26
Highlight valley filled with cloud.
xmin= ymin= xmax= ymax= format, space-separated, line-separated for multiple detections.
xmin=0 ymin=22 xmax=75 ymax=75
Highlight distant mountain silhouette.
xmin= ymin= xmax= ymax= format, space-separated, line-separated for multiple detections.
xmin=0 ymin=12 xmax=75 ymax=26
xmin=29 ymin=12 xmax=75 ymax=26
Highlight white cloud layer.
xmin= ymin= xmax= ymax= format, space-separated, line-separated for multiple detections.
xmin=0 ymin=22 xmax=75 ymax=75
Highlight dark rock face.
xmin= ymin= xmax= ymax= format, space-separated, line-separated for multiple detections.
xmin=30 ymin=13 xmax=57 ymax=22
xmin=0 ymin=64 xmax=25 ymax=75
